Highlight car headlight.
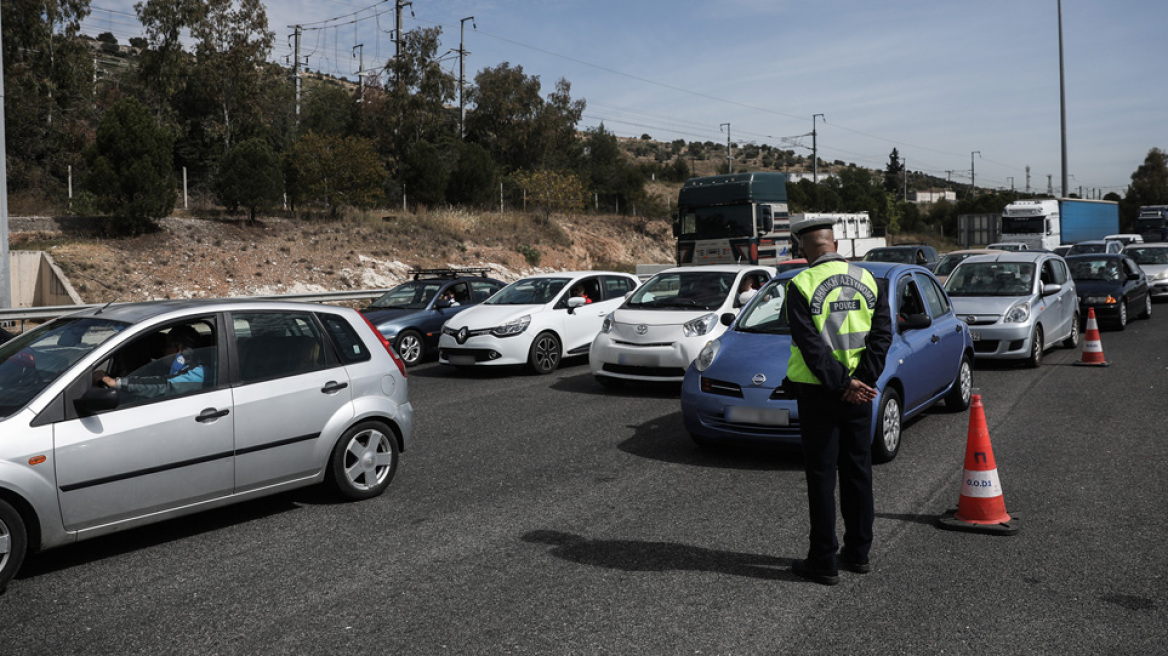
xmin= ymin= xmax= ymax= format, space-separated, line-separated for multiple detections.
xmin=1003 ymin=301 xmax=1031 ymax=323
xmin=683 ymin=312 xmax=719 ymax=338
xmin=694 ymin=339 xmax=722 ymax=372
xmin=1082 ymin=295 xmax=1117 ymax=305
xmin=491 ymin=314 xmax=531 ymax=337
xmin=600 ymin=313 xmax=614 ymax=334
xmin=1154 ymin=271 xmax=1168 ymax=281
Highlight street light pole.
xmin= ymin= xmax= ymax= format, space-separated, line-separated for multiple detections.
xmin=812 ymin=113 xmax=824 ymax=183
xmin=971 ymin=151 xmax=981 ymax=194
xmin=720 ymin=123 xmax=732 ymax=174
xmin=1057 ymin=0 xmax=1068 ymax=198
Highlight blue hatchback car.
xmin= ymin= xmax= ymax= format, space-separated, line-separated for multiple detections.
xmin=680 ymin=262 xmax=974 ymax=462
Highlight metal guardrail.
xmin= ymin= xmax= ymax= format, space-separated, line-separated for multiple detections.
xmin=0 ymin=289 xmax=391 ymax=332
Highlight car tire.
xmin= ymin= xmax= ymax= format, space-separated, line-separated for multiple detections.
xmin=1115 ymin=301 xmax=1128 ymax=331
xmin=945 ymin=356 xmax=973 ymax=412
xmin=327 ymin=421 xmax=399 ymax=500
xmin=872 ymin=387 xmax=902 ymax=464
xmin=0 ymin=498 xmax=28 ymax=593
xmin=595 ymin=375 xmax=625 ymax=389
xmin=1139 ymin=294 xmax=1152 ymax=320
xmin=1026 ymin=326 xmax=1044 ymax=368
xmin=527 ymin=332 xmax=561 ymax=375
xmin=394 ymin=330 xmax=424 ymax=367
xmin=1062 ymin=313 xmax=1080 ymax=349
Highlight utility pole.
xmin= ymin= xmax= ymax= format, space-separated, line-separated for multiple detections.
xmin=458 ymin=17 xmax=475 ymax=139
xmin=812 ymin=114 xmax=824 ymax=183
xmin=395 ymin=1 xmax=413 ymax=61
xmin=1026 ymin=165 xmax=1031 ymax=194
xmin=0 ymin=7 xmax=10 ymax=310
xmin=720 ymin=123 xmax=732 ymax=174
xmin=352 ymin=44 xmax=364 ymax=100
xmin=901 ymin=157 xmax=908 ymax=201
xmin=1057 ymin=0 xmax=1069 ymax=198
xmin=1007 ymin=176 xmax=1015 ymax=192
xmin=971 ymin=151 xmax=981 ymax=194
xmin=292 ymin=26 xmax=302 ymax=123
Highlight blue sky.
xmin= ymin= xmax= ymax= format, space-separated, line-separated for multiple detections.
xmin=82 ymin=0 xmax=1168 ymax=196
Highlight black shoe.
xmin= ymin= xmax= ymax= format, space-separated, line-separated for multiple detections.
xmin=792 ymin=559 xmax=840 ymax=586
xmin=839 ymin=556 xmax=870 ymax=574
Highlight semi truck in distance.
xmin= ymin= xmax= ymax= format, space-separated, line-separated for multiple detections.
xmin=998 ymin=198 xmax=1119 ymax=251
xmin=1136 ymin=205 xmax=1168 ymax=242
xmin=789 ymin=212 xmax=886 ymax=259
xmin=673 ymin=172 xmax=790 ymax=266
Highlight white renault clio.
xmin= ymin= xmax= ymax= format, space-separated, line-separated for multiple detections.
xmin=590 ymin=264 xmax=776 ymax=386
xmin=439 ymin=271 xmax=640 ymax=374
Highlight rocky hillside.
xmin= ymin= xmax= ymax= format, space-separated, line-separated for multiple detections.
xmin=9 ymin=210 xmax=677 ymax=304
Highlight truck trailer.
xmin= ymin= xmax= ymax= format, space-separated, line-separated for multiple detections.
xmin=998 ymin=199 xmax=1119 ymax=251
xmin=788 ymin=212 xmax=886 ymax=258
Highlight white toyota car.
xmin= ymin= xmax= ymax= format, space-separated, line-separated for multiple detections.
xmin=590 ymin=264 xmax=776 ymax=387
xmin=439 ymin=271 xmax=640 ymax=374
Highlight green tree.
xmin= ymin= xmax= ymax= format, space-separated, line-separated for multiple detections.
xmin=213 ymin=138 xmax=283 ymax=223
xmin=447 ymin=141 xmax=498 ymax=207
xmin=302 ymin=83 xmax=356 ymax=137
xmin=580 ymin=125 xmax=644 ymax=213
xmin=1120 ymin=148 xmax=1168 ymax=229
xmin=369 ymin=27 xmax=456 ymax=166
xmin=511 ymin=169 xmax=587 ymax=225
xmin=84 ymin=98 xmax=177 ymax=234
xmin=883 ymin=148 xmax=904 ymax=196
xmin=402 ymin=141 xmax=448 ymax=207
xmin=284 ymin=132 xmax=386 ymax=215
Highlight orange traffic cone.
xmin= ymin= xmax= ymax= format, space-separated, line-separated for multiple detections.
xmin=938 ymin=393 xmax=1019 ymax=536
xmin=1073 ymin=308 xmax=1109 ymax=367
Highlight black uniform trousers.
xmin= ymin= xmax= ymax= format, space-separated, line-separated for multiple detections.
xmin=797 ymin=386 xmax=875 ymax=571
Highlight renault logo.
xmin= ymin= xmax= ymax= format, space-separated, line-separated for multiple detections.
xmin=752 ymin=373 xmax=767 ymax=386
xmin=457 ymin=327 xmax=469 ymax=344
xmin=636 ymin=324 xmax=648 ymax=335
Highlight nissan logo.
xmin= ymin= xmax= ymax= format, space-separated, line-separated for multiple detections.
xmin=752 ymin=373 xmax=767 ymax=386
xmin=635 ymin=324 xmax=648 ymax=335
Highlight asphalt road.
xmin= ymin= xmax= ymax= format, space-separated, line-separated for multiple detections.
xmin=2 ymin=310 xmax=1165 ymax=655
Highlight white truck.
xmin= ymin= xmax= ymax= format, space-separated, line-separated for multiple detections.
xmin=789 ymin=212 xmax=886 ymax=259
xmin=999 ymin=198 xmax=1119 ymax=251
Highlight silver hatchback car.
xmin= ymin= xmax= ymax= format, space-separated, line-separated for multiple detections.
xmin=0 ymin=300 xmax=413 ymax=592
xmin=942 ymin=251 xmax=1079 ymax=367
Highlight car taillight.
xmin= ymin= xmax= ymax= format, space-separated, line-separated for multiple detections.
xmin=358 ymin=313 xmax=407 ymax=378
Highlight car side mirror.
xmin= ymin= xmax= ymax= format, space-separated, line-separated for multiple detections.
xmin=720 ymin=312 xmax=736 ymax=326
xmin=1126 ymin=272 xmax=1141 ymax=281
xmin=566 ymin=296 xmax=586 ymax=314
xmin=897 ymin=313 xmax=932 ymax=331
xmin=75 ymin=387 xmax=119 ymax=416
xmin=1041 ymin=283 xmax=1062 ymax=296
xmin=435 ymin=299 xmax=452 ymax=308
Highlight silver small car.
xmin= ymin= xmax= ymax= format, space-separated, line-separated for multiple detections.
xmin=0 ymin=300 xmax=414 ymax=592
xmin=943 ymin=251 xmax=1079 ymax=367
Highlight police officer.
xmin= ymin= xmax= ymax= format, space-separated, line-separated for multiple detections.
xmin=784 ymin=216 xmax=892 ymax=585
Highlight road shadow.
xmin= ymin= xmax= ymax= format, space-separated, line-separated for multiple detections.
xmin=15 ymin=486 xmax=340 ymax=583
xmin=550 ymin=371 xmax=683 ymax=398
xmin=521 ymin=529 xmax=793 ymax=581
xmin=617 ymin=410 xmax=803 ymax=471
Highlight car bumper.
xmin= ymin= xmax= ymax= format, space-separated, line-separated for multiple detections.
xmin=1149 ymin=280 xmax=1168 ymax=300
xmin=437 ymin=333 xmax=531 ymax=367
xmin=680 ymin=371 xmax=804 ymax=446
xmin=1078 ymin=301 xmax=1124 ymax=325
xmin=590 ymin=333 xmax=707 ymax=382
xmin=965 ymin=322 xmax=1035 ymax=359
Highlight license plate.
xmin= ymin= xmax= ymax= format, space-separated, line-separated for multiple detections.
xmin=618 ymin=352 xmax=659 ymax=367
xmin=970 ymin=331 xmax=981 ymax=341
xmin=448 ymin=354 xmax=476 ymax=366
xmin=726 ymin=406 xmax=789 ymax=426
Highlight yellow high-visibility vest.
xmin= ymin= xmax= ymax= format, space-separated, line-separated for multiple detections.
xmin=786 ymin=261 xmax=879 ymax=385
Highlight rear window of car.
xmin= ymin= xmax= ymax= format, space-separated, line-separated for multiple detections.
xmin=318 ymin=312 xmax=372 ymax=364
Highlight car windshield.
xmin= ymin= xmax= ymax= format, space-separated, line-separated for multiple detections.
xmin=864 ymin=249 xmax=914 ymax=263
xmin=486 ymin=277 xmax=570 ymax=305
xmin=0 ymin=317 xmax=128 ymax=418
xmin=935 ymin=253 xmax=977 ymax=277
xmin=675 ymin=204 xmax=755 ymax=239
xmin=944 ymin=262 xmax=1036 ymax=297
xmin=734 ymin=279 xmax=790 ymax=334
xmin=625 ymin=271 xmax=737 ymax=311
xmin=1126 ymin=247 xmax=1168 ymax=265
xmin=1069 ymin=244 xmax=1104 ymax=254
xmin=1069 ymin=258 xmax=1122 ymax=282
xmin=368 ymin=281 xmax=445 ymax=310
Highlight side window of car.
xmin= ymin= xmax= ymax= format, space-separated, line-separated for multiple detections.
xmin=94 ymin=317 xmax=219 ymax=407
xmin=1123 ymin=258 xmax=1140 ymax=277
xmin=1051 ymin=258 xmax=1069 ymax=284
xmin=233 ymin=312 xmax=329 ymax=384
xmin=469 ymin=281 xmax=500 ymax=303
xmin=914 ymin=272 xmax=951 ymax=317
xmin=602 ymin=275 xmax=635 ymax=300
xmin=317 ymin=312 xmax=371 ymax=365
xmin=1040 ymin=261 xmax=1056 ymax=286
xmin=447 ymin=282 xmax=470 ymax=304
xmin=897 ymin=276 xmax=927 ymax=318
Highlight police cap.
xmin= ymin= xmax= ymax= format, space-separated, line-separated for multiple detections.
xmin=790 ymin=215 xmax=836 ymax=237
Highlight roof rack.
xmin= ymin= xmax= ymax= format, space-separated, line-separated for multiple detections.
xmin=409 ymin=267 xmax=492 ymax=280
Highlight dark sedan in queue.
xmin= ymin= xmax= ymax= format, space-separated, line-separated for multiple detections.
xmin=1065 ymin=253 xmax=1151 ymax=330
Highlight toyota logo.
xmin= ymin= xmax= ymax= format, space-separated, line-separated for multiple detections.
xmin=635 ymin=324 xmax=648 ymax=335
xmin=457 ymin=327 xmax=469 ymax=344
xmin=752 ymin=373 xmax=767 ymax=386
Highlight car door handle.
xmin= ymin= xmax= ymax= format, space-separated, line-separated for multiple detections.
xmin=196 ymin=408 xmax=230 ymax=423
xmin=954 ymin=324 xmax=963 ymax=333
xmin=321 ymin=381 xmax=349 ymax=394
xmin=931 ymin=334 xmax=940 ymax=344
